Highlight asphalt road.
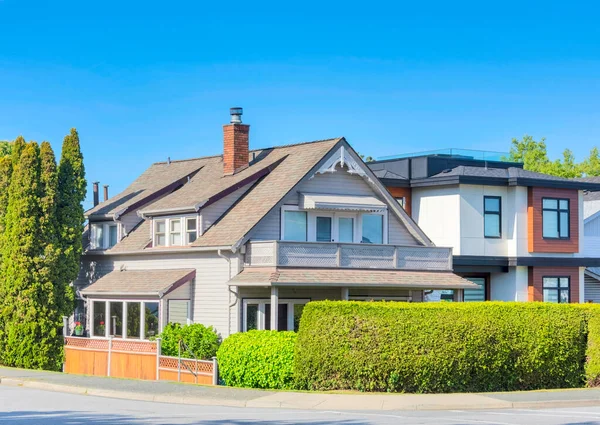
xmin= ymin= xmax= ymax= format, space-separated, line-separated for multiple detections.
xmin=2 ymin=386 xmax=600 ymax=424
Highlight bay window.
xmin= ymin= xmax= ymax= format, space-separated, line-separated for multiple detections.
xmin=91 ymin=299 xmax=163 ymax=339
xmin=153 ymin=216 xmax=199 ymax=247
xmin=243 ymin=299 xmax=309 ymax=332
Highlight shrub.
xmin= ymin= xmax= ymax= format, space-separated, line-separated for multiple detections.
xmin=217 ymin=331 xmax=296 ymax=389
xmin=294 ymin=301 xmax=588 ymax=393
xmin=159 ymin=323 xmax=220 ymax=360
xmin=574 ymin=304 xmax=600 ymax=386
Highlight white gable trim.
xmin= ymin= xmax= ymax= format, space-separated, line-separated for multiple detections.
xmin=313 ymin=145 xmax=373 ymax=182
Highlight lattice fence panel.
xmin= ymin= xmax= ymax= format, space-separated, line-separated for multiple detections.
xmin=397 ymin=247 xmax=451 ymax=271
xmin=341 ymin=245 xmax=395 ymax=269
xmin=111 ymin=339 xmax=157 ymax=353
xmin=64 ymin=337 xmax=109 ymax=350
xmin=244 ymin=242 xmax=275 ymax=266
xmin=159 ymin=356 xmax=213 ymax=374
xmin=279 ymin=243 xmax=338 ymax=267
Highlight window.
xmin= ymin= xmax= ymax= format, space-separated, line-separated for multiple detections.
xmin=484 ymin=196 xmax=501 ymax=238
xmin=169 ymin=220 xmax=181 ymax=246
xmin=362 ymin=214 xmax=383 ymax=244
xmin=338 ymin=217 xmax=354 ymax=243
xmin=92 ymin=301 xmax=106 ymax=337
xmin=542 ymin=198 xmax=569 ymax=239
xmin=144 ymin=302 xmax=160 ymax=338
xmin=396 ymin=197 xmax=406 ymax=207
xmin=126 ymin=302 xmax=141 ymax=339
xmin=153 ymin=216 xmax=199 ymax=247
xmin=91 ymin=222 xmax=120 ymax=250
xmin=283 ymin=210 xmax=307 ymax=241
xmin=463 ymin=277 xmax=486 ymax=301
xmin=243 ymin=299 xmax=309 ymax=332
xmin=154 ymin=220 xmax=166 ymax=246
xmin=110 ymin=302 xmax=123 ymax=338
xmin=543 ymin=277 xmax=570 ymax=303
xmin=316 ymin=216 xmax=332 ymax=242
xmin=186 ymin=218 xmax=198 ymax=243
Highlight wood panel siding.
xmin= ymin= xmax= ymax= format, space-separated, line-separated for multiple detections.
xmin=387 ymin=187 xmax=412 ymax=215
xmin=528 ymin=266 xmax=580 ymax=303
xmin=527 ymin=187 xmax=579 ymax=253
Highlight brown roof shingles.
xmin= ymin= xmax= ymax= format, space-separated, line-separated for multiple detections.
xmin=80 ymin=268 xmax=196 ymax=296
xmin=229 ymin=267 xmax=479 ymax=289
xmin=193 ymin=138 xmax=341 ymax=248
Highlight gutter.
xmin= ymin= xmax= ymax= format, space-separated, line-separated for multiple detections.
xmin=83 ymin=245 xmax=234 ymax=257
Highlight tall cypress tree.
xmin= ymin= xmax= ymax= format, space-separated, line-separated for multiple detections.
xmin=0 ymin=142 xmax=62 ymax=370
xmin=57 ymin=129 xmax=86 ymax=316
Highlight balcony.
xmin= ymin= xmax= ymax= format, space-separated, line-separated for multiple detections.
xmin=244 ymin=241 xmax=453 ymax=271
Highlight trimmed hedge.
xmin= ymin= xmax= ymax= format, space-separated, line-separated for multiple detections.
xmin=159 ymin=323 xmax=220 ymax=360
xmin=294 ymin=301 xmax=589 ymax=393
xmin=217 ymin=331 xmax=296 ymax=389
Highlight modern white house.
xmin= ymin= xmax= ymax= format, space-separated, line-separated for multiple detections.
xmin=74 ymin=108 xmax=475 ymax=340
xmin=369 ymin=150 xmax=600 ymax=303
xmin=581 ymin=185 xmax=600 ymax=302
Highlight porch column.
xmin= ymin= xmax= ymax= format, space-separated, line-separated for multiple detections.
xmin=270 ymin=286 xmax=279 ymax=331
xmin=454 ymin=289 xmax=464 ymax=302
xmin=341 ymin=287 xmax=349 ymax=301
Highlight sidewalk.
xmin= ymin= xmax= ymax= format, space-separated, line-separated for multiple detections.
xmin=2 ymin=366 xmax=600 ymax=411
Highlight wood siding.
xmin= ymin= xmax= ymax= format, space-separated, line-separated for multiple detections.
xmin=585 ymin=274 xmax=600 ymax=303
xmin=528 ymin=266 xmax=580 ymax=303
xmin=387 ymin=187 xmax=412 ymax=215
xmin=527 ymin=187 xmax=579 ymax=253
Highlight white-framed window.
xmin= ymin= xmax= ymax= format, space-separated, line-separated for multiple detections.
xmin=89 ymin=299 xmax=161 ymax=340
xmin=152 ymin=215 xmax=199 ymax=247
xmin=395 ymin=197 xmax=406 ymax=207
xmin=281 ymin=206 xmax=387 ymax=244
xmin=242 ymin=299 xmax=309 ymax=332
xmin=90 ymin=222 xmax=120 ymax=250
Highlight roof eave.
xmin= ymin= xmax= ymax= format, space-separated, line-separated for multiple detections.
xmin=83 ymin=245 xmax=234 ymax=256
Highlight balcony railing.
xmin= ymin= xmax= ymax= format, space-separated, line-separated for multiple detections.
xmin=244 ymin=241 xmax=453 ymax=271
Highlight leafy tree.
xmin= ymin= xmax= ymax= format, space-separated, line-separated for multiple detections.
xmin=358 ymin=153 xmax=374 ymax=163
xmin=0 ymin=141 xmax=11 ymax=158
xmin=0 ymin=142 xmax=62 ymax=370
xmin=56 ymin=129 xmax=86 ymax=316
xmin=10 ymin=136 xmax=25 ymax=167
xmin=507 ymin=135 xmax=553 ymax=174
xmin=582 ymin=147 xmax=600 ymax=177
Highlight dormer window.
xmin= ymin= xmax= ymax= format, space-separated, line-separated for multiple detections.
xmin=90 ymin=222 xmax=119 ymax=250
xmin=153 ymin=216 xmax=199 ymax=247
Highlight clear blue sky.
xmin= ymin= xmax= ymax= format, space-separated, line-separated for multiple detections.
xmin=1 ymin=1 xmax=599 ymax=209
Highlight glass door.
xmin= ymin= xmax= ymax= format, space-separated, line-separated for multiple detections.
xmin=464 ymin=277 xmax=487 ymax=301
xmin=316 ymin=215 xmax=333 ymax=242
xmin=336 ymin=214 xmax=356 ymax=243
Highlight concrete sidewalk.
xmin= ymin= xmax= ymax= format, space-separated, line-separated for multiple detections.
xmin=2 ymin=366 xmax=600 ymax=411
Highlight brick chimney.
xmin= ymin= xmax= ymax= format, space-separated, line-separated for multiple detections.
xmin=223 ymin=107 xmax=250 ymax=175
xmin=103 ymin=185 xmax=109 ymax=202
xmin=93 ymin=182 xmax=99 ymax=206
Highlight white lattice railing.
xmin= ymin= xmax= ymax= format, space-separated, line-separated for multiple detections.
xmin=244 ymin=241 xmax=453 ymax=271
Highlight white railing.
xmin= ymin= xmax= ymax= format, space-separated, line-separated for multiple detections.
xmin=244 ymin=241 xmax=453 ymax=271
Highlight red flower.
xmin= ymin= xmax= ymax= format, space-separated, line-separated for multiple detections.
xmin=75 ymin=322 xmax=81 ymax=326
xmin=100 ymin=321 xmax=104 ymax=326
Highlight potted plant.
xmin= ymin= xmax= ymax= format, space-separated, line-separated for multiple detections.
xmin=74 ymin=322 xmax=84 ymax=336
xmin=98 ymin=321 xmax=105 ymax=336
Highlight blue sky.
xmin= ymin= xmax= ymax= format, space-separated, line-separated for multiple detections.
xmin=1 ymin=0 xmax=599 ymax=209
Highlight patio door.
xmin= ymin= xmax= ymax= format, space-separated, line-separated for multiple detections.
xmin=336 ymin=214 xmax=356 ymax=243
xmin=315 ymin=214 xmax=334 ymax=242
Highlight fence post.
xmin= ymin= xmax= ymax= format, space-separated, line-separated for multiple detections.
xmin=156 ymin=338 xmax=161 ymax=381
xmin=107 ymin=337 xmax=113 ymax=377
xmin=212 ymin=356 xmax=218 ymax=386
xmin=177 ymin=340 xmax=181 ymax=382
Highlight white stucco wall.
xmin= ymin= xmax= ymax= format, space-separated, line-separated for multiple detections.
xmin=490 ymin=266 xmax=528 ymax=301
xmin=412 ymin=186 xmax=461 ymax=253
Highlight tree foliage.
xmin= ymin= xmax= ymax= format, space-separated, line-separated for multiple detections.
xmin=0 ymin=142 xmax=63 ymax=370
xmin=56 ymin=129 xmax=86 ymax=316
xmin=507 ymin=135 xmax=600 ymax=178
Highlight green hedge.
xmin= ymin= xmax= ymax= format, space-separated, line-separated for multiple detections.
xmin=159 ymin=323 xmax=220 ymax=360
xmin=217 ymin=331 xmax=296 ymax=389
xmin=294 ymin=301 xmax=589 ymax=393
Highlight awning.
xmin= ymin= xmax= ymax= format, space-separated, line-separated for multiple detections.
xmin=299 ymin=193 xmax=387 ymax=212
xmin=81 ymin=269 xmax=196 ymax=298
xmin=228 ymin=268 xmax=478 ymax=290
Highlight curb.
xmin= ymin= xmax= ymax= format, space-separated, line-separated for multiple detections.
xmin=3 ymin=377 xmax=600 ymax=411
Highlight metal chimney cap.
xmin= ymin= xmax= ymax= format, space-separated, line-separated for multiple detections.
xmin=230 ymin=107 xmax=243 ymax=124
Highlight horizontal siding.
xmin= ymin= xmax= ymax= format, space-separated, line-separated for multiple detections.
xmin=294 ymin=167 xmax=376 ymax=197
xmin=388 ymin=213 xmax=419 ymax=245
xmin=585 ymin=275 xmax=600 ymax=303
xmin=202 ymin=183 xmax=253 ymax=232
xmin=584 ymin=236 xmax=600 ymax=257
xmin=249 ymin=208 xmax=280 ymax=240
xmin=585 ymin=216 xmax=600 ymax=237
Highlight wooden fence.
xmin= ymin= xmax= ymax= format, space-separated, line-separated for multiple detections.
xmin=63 ymin=337 xmax=217 ymax=385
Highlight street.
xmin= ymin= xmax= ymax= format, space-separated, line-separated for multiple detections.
xmin=2 ymin=386 xmax=600 ymax=425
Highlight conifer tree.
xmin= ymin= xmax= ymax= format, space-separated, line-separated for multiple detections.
xmin=0 ymin=142 xmax=62 ymax=370
xmin=56 ymin=129 xmax=86 ymax=316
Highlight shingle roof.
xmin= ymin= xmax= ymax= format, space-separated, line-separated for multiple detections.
xmin=428 ymin=166 xmax=581 ymax=181
xmin=191 ymin=138 xmax=341 ymax=248
xmin=86 ymin=159 xmax=206 ymax=218
xmin=371 ymin=169 xmax=407 ymax=180
xmin=80 ymin=268 xmax=196 ymax=297
xmin=108 ymin=220 xmax=152 ymax=253
xmin=228 ymin=268 xmax=478 ymax=289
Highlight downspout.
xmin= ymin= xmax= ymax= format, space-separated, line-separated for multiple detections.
xmin=218 ymin=249 xmax=239 ymax=336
